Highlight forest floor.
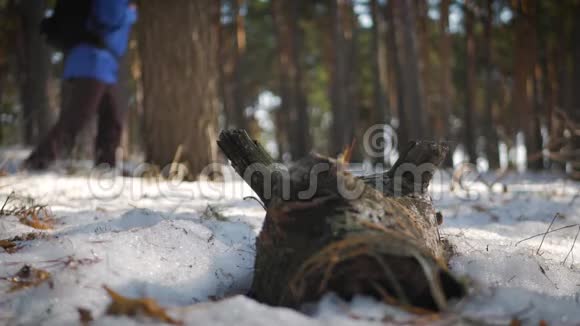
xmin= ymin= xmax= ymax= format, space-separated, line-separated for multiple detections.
xmin=0 ymin=156 xmax=579 ymax=325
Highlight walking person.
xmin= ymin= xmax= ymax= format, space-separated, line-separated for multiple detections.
xmin=25 ymin=0 xmax=137 ymax=169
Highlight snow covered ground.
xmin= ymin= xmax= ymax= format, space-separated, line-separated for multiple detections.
xmin=0 ymin=163 xmax=579 ymax=325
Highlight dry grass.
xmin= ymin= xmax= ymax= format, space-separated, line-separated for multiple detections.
xmin=0 ymin=193 xmax=55 ymax=230
xmin=104 ymin=285 xmax=182 ymax=325
xmin=0 ymin=233 xmax=47 ymax=254
xmin=1 ymin=265 xmax=52 ymax=292
xmin=286 ymin=229 xmax=460 ymax=313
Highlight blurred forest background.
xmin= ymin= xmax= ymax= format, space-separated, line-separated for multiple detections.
xmin=0 ymin=0 xmax=579 ymax=179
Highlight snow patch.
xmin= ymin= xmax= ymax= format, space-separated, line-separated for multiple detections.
xmin=0 ymin=171 xmax=578 ymax=325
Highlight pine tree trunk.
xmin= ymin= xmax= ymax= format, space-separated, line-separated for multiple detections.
xmin=218 ymin=129 xmax=466 ymax=311
xmin=272 ymin=0 xmax=310 ymax=160
xmin=385 ymin=1 xmax=409 ymax=151
xmin=18 ymin=0 xmax=52 ymax=145
xmin=416 ymin=0 xmax=431 ymax=139
xmin=329 ymin=0 xmax=357 ymax=157
xmin=218 ymin=0 xmax=234 ymax=131
xmin=463 ymin=6 xmax=477 ymax=164
xmin=548 ymin=6 xmax=568 ymax=172
xmin=138 ymin=0 xmax=219 ymax=178
xmin=399 ymin=0 xmax=428 ymax=140
xmin=369 ymin=0 xmax=388 ymax=165
xmin=368 ymin=0 xmax=384 ymax=164
xmin=231 ymin=0 xmax=248 ymax=131
xmin=217 ymin=1 xmax=229 ymax=130
xmin=0 ymin=65 xmax=5 ymax=143
xmin=438 ymin=0 xmax=453 ymax=166
xmin=570 ymin=2 xmax=580 ymax=179
xmin=483 ymin=0 xmax=500 ymax=169
xmin=537 ymin=2 xmax=557 ymax=170
xmin=513 ymin=0 xmax=542 ymax=170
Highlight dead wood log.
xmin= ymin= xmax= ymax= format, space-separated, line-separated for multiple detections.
xmin=217 ymin=129 xmax=466 ymax=312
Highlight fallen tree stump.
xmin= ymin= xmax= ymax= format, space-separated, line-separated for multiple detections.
xmin=217 ymin=129 xmax=466 ymax=312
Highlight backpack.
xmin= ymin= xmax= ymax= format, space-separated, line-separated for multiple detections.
xmin=40 ymin=0 xmax=105 ymax=51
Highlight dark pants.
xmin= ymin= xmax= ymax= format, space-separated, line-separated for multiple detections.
xmin=26 ymin=78 xmax=125 ymax=169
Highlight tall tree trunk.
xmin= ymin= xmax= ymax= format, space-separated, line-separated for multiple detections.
xmin=548 ymin=5 xmax=568 ymax=172
xmin=463 ymin=6 xmax=477 ymax=164
xmin=369 ymin=0 xmax=386 ymax=165
xmin=272 ymin=0 xmax=310 ymax=160
xmin=556 ymin=27 xmax=572 ymax=120
xmin=381 ymin=2 xmax=398 ymax=131
xmin=438 ymin=0 xmax=453 ymax=166
xmin=123 ymin=39 xmax=144 ymax=158
xmin=118 ymin=47 xmax=133 ymax=160
xmin=231 ymin=0 xmax=248 ymax=131
xmin=570 ymin=1 xmax=580 ymax=179
xmin=217 ymin=0 xmax=230 ymax=129
xmin=329 ymin=0 xmax=356 ymax=157
xmin=219 ymin=0 xmax=246 ymax=131
xmin=386 ymin=1 xmax=408 ymax=151
xmin=18 ymin=0 xmax=52 ymax=145
xmin=0 ymin=65 xmax=5 ymax=143
xmin=397 ymin=0 xmax=428 ymax=142
xmin=138 ymin=0 xmax=220 ymax=178
xmin=537 ymin=7 xmax=556 ymax=167
xmin=513 ymin=0 xmax=542 ymax=170
xmin=415 ymin=0 xmax=431 ymax=138
xmin=482 ymin=0 xmax=499 ymax=169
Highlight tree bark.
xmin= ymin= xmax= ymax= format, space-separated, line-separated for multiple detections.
xmin=463 ymin=6 xmax=477 ymax=164
xmin=438 ymin=0 xmax=454 ymax=166
xmin=416 ymin=0 xmax=431 ymax=138
xmin=482 ymin=0 xmax=500 ymax=169
xmin=231 ymin=0 xmax=248 ymax=131
xmin=544 ymin=3 xmax=567 ymax=172
xmin=18 ymin=0 xmax=52 ymax=145
xmin=570 ymin=1 xmax=580 ymax=179
xmin=399 ymin=0 xmax=428 ymax=140
xmin=369 ymin=0 xmax=386 ymax=165
xmin=217 ymin=0 xmax=229 ymax=130
xmin=513 ymin=0 xmax=542 ymax=170
xmin=218 ymin=129 xmax=466 ymax=312
xmin=219 ymin=0 xmax=249 ymax=132
xmin=272 ymin=0 xmax=310 ymax=160
xmin=0 ymin=65 xmax=5 ymax=143
xmin=329 ymin=0 xmax=357 ymax=157
xmin=138 ymin=0 xmax=219 ymax=178
xmin=536 ymin=2 xmax=557 ymax=170
xmin=385 ymin=0 xmax=409 ymax=151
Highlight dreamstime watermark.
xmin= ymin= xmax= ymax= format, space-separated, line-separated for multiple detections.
xmin=85 ymin=124 xmax=489 ymax=203
xmin=363 ymin=124 xmax=397 ymax=159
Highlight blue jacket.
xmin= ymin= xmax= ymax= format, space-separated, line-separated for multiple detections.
xmin=63 ymin=0 xmax=137 ymax=84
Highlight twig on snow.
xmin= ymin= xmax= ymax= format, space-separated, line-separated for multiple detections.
xmin=562 ymin=226 xmax=580 ymax=266
xmin=536 ymin=213 xmax=560 ymax=255
xmin=515 ymin=224 xmax=578 ymax=247
xmin=0 ymin=191 xmax=14 ymax=215
xmin=538 ymin=264 xmax=558 ymax=289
